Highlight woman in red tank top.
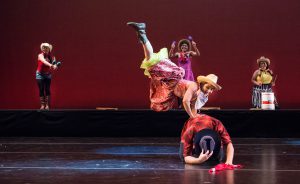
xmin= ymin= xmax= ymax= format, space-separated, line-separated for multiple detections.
xmin=36 ymin=43 xmax=58 ymax=110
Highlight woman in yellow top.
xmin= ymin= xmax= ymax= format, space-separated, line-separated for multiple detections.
xmin=251 ymin=56 xmax=278 ymax=108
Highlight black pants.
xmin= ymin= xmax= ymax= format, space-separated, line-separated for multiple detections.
xmin=36 ymin=78 xmax=51 ymax=97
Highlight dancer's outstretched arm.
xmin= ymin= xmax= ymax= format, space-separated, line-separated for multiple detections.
xmin=185 ymin=150 xmax=213 ymax=164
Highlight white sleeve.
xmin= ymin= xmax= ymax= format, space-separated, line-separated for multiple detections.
xmin=195 ymin=92 xmax=208 ymax=110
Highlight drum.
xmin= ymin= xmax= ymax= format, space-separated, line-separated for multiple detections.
xmin=261 ymin=92 xmax=275 ymax=110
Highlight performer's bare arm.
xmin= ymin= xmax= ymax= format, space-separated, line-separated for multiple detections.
xmin=224 ymin=142 xmax=234 ymax=165
xmin=182 ymin=83 xmax=198 ymax=118
xmin=169 ymin=42 xmax=176 ymax=58
xmin=251 ymin=70 xmax=261 ymax=86
xmin=38 ymin=54 xmax=57 ymax=70
xmin=184 ymin=150 xmax=213 ymax=164
xmin=190 ymin=41 xmax=200 ymax=56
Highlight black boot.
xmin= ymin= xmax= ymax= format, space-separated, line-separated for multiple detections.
xmin=39 ymin=96 xmax=45 ymax=110
xmin=45 ymin=96 xmax=50 ymax=110
xmin=127 ymin=22 xmax=148 ymax=44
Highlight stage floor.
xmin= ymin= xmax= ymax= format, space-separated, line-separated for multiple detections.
xmin=0 ymin=137 xmax=299 ymax=184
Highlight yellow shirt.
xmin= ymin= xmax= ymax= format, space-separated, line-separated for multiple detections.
xmin=256 ymin=71 xmax=273 ymax=84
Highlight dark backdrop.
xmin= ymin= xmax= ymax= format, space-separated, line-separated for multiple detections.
xmin=1 ymin=0 xmax=299 ymax=109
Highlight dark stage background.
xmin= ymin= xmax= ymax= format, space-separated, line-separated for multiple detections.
xmin=1 ymin=0 xmax=300 ymax=109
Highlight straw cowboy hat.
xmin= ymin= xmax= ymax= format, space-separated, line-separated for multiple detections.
xmin=197 ymin=74 xmax=222 ymax=90
xmin=257 ymin=56 xmax=270 ymax=66
xmin=178 ymin=39 xmax=191 ymax=51
xmin=40 ymin=43 xmax=53 ymax=52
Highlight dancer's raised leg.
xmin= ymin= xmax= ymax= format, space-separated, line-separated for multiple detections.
xmin=127 ymin=22 xmax=153 ymax=60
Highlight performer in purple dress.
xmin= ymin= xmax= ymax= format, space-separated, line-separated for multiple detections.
xmin=169 ymin=38 xmax=200 ymax=81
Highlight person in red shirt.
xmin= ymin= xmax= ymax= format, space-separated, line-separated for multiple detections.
xmin=36 ymin=43 xmax=58 ymax=110
xmin=180 ymin=115 xmax=234 ymax=165
xmin=179 ymin=73 xmax=234 ymax=165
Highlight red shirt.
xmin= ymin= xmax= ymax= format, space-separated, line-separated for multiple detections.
xmin=37 ymin=53 xmax=52 ymax=74
xmin=180 ymin=114 xmax=232 ymax=157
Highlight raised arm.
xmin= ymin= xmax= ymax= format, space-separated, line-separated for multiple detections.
xmin=169 ymin=42 xmax=177 ymax=58
xmin=190 ymin=41 xmax=200 ymax=56
xmin=267 ymin=69 xmax=273 ymax=76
